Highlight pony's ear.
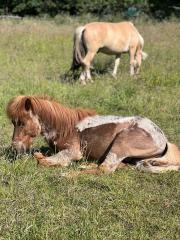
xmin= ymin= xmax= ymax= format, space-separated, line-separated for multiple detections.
xmin=24 ymin=98 xmax=32 ymax=112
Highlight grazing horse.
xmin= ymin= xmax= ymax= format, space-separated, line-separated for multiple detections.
xmin=71 ymin=21 xmax=148 ymax=85
xmin=7 ymin=95 xmax=180 ymax=175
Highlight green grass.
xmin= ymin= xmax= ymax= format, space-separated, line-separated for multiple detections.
xmin=0 ymin=18 xmax=180 ymax=240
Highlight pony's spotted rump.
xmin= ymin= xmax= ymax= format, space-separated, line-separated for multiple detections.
xmin=7 ymin=95 xmax=180 ymax=174
xmin=77 ymin=115 xmax=167 ymax=151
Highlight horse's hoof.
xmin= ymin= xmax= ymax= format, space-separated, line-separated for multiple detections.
xmin=112 ymin=74 xmax=117 ymax=79
xmin=89 ymin=79 xmax=94 ymax=83
xmin=80 ymin=80 xmax=87 ymax=85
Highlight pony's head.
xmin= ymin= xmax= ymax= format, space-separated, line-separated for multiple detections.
xmin=7 ymin=96 xmax=41 ymax=153
xmin=7 ymin=95 xmax=97 ymax=153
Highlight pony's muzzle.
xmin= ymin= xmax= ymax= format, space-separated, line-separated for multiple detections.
xmin=12 ymin=141 xmax=28 ymax=154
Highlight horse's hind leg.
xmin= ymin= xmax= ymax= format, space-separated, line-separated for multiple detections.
xmin=112 ymin=54 xmax=121 ymax=77
xmin=80 ymin=51 xmax=96 ymax=84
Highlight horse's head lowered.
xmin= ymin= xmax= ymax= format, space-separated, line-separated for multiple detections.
xmin=7 ymin=95 xmax=97 ymax=153
xmin=7 ymin=96 xmax=41 ymax=153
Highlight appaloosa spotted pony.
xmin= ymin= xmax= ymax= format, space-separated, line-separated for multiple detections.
xmin=71 ymin=21 xmax=148 ymax=84
xmin=7 ymin=95 xmax=180 ymax=175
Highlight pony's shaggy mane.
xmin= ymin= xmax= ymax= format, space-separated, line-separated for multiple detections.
xmin=7 ymin=95 xmax=97 ymax=139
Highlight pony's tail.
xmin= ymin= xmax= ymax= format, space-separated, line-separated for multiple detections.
xmin=136 ymin=142 xmax=180 ymax=173
xmin=71 ymin=26 xmax=86 ymax=71
xmin=137 ymin=32 xmax=148 ymax=60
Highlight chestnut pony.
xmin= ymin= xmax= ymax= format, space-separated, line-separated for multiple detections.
xmin=7 ymin=96 xmax=180 ymax=175
xmin=71 ymin=21 xmax=148 ymax=85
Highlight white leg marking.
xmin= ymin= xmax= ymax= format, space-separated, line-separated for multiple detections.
xmin=36 ymin=149 xmax=82 ymax=167
xmin=86 ymin=68 xmax=92 ymax=81
xmin=130 ymin=64 xmax=135 ymax=76
xmin=100 ymin=152 xmax=125 ymax=174
xmin=79 ymin=71 xmax=87 ymax=85
xmin=112 ymin=56 xmax=121 ymax=77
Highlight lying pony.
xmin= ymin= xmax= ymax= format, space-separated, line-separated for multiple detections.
xmin=7 ymin=95 xmax=180 ymax=175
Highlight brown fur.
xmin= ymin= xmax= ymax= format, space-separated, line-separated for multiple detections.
xmin=7 ymin=95 xmax=96 ymax=141
xmin=7 ymin=95 xmax=180 ymax=175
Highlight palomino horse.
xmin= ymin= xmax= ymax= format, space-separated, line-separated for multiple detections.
xmin=71 ymin=21 xmax=148 ymax=85
xmin=7 ymin=95 xmax=180 ymax=175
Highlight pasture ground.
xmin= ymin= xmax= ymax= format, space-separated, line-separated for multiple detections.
xmin=0 ymin=18 xmax=180 ymax=240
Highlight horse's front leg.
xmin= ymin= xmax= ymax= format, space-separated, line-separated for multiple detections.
xmin=34 ymin=148 xmax=82 ymax=167
xmin=112 ymin=54 xmax=121 ymax=78
xmin=79 ymin=70 xmax=87 ymax=85
xmin=129 ymin=46 xmax=137 ymax=76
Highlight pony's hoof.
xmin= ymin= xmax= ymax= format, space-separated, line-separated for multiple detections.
xmin=33 ymin=152 xmax=45 ymax=160
xmin=79 ymin=163 xmax=98 ymax=169
xmin=60 ymin=171 xmax=81 ymax=178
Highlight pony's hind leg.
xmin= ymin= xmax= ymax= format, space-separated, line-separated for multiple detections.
xmin=97 ymin=128 xmax=160 ymax=174
xmin=69 ymin=127 xmax=161 ymax=176
xmin=136 ymin=143 xmax=180 ymax=173
xmin=136 ymin=159 xmax=180 ymax=173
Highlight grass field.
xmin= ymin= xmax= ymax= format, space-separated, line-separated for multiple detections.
xmin=0 ymin=18 xmax=180 ymax=240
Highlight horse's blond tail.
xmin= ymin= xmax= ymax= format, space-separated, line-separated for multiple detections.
xmin=137 ymin=32 xmax=148 ymax=60
xmin=141 ymin=51 xmax=148 ymax=60
xmin=136 ymin=142 xmax=180 ymax=173
xmin=71 ymin=26 xmax=86 ymax=70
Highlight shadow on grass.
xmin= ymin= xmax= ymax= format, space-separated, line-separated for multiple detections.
xmin=1 ymin=145 xmax=55 ymax=163
xmin=60 ymin=58 xmax=113 ymax=84
xmin=60 ymin=69 xmax=77 ymax=84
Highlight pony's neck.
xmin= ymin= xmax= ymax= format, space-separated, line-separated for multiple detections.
xmin=35 ymin=98 xmax=96 ymax=141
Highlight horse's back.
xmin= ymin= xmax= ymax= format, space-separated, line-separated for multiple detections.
xmin=83 ymin=21 xmax=141 ymax=53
